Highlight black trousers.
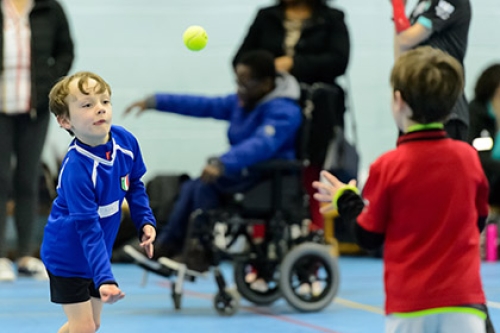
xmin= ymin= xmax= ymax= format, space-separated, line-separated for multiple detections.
xmin=0 ymin=112 xmax=50 ymax=257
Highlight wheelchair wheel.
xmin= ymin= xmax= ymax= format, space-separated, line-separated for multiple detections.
xmin=279 ymin=242 xmax=339 ymax=312
xmin=233 ymin=259 xmax=281 ymax=306
xmin=213 ymin=287 xmax=240 ymax=316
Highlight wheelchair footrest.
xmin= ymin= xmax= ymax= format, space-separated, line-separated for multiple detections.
xmin=158 ymin=257 xmax=209 ymax=279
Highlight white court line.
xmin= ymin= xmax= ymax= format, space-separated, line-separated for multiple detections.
xmin=487 ymin=301 xmax=500 ymax=309
xmin=335 ymin=297 xmax=385 ymax=315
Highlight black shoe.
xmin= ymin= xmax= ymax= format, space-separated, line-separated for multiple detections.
xmin=123 ymin=245 xmax=174 ymax=278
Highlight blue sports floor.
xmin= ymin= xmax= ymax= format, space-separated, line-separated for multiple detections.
xmin=1 ymin=257 xmax=500 ymax=333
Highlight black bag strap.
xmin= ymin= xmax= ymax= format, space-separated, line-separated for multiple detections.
xmin=298 ymin=82 xmax=315 ymax=165
xmin=339 ymin=75 xmax=359 ymax=148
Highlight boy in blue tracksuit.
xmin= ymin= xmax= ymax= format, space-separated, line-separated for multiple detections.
xmin=124 ymin=50 xmax=302 ymax=272
xmin=41 ymin=71 xmax=156 ymax=333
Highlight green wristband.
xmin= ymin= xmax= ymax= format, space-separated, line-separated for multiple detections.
xmin=333 ymin=185 xmax=360 ymax=209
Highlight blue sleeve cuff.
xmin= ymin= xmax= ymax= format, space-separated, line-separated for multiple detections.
xmin=417 ymin=16 xmax=432 ymax=30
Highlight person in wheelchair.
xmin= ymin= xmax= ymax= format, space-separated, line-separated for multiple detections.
xmin=232 ymin=0 xmax=351 ymax=233
xmin=123 ymin=50 xmax=302 ymax=274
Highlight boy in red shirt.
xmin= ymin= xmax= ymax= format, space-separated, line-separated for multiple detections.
xmin=313 ymin=46 xmax=490 ymax=332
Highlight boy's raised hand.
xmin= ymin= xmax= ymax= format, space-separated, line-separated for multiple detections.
xmin=100 ymin=284 xmax=125 ymax=304
xmin=140 ymin=224 xmax=156 ymax=259
xmin=312 ymin=171 xmax=357 ymax=214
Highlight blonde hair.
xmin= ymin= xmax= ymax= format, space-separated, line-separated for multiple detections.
xmin=49 ymin=71 xmax=112 ymax=119
xmin=390 ymin=46 xmax=464 ymax=123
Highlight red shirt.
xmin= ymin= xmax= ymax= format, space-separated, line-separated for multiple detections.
xmin=358 ymin=129 xmax=489 ymax=314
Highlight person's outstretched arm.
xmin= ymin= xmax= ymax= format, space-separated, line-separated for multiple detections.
xmin=124 ymin=94 xmax=235 ymax=121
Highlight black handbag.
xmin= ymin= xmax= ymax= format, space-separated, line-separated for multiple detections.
xmin=323 ymin=126 xmax=359 ymax=183
xmin=298 ymin=80 xmax=360 ymax=183
xmin=298 ymin=82 xmax=346 ymax=167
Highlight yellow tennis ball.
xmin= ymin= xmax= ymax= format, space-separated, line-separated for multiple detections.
xmin=183 ymin=25 xmax=208 ymax=51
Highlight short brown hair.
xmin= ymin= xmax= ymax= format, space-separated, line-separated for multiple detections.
xmin=390 ymin=46 xmax=464 ymax=124
xmin=49 ymin=71 xmax=112 ymax=119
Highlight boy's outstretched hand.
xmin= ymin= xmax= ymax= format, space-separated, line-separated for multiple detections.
xmin=141 ymin=224 xmax=156 ymax=259
xmin=312 ymin=171 xmax=357 ymax=214
xmin=100 ymin=284 xmax=125 ymax=304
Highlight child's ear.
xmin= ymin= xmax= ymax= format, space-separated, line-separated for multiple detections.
xmin=393 ymin=90 xmax=404 ymax=109
xmin=393 ymin=90 xmax=412 ymax=116
xmin=57 ymin=115 xmax=72 ymax=131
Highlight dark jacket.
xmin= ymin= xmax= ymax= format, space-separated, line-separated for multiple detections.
xmin=232 ymin=4 xmax=350 ymax=85
xmin=0 ymin=0 xmax=74 ymax=117
xmin=468 ymin=99 xmax=500 ymax=206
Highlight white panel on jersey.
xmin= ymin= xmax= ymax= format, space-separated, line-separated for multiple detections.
xmin=98 ymin=200 xmax=119 ymax=218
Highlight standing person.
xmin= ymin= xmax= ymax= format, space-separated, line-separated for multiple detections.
xmin=313 ymin=46 xmax=490 ymax=333
xmin=390 ymin=0 xmax=471 ymax=140
xmin=40 ymin=71 xmax=156 ymax=333
xmin=0 ymin=0 xmax=74 ymax=281
xmin=233 ymin=0 xmax=350 ymax=233
xmin=123 ymin=50 xmax=302 ymax=274
xmin=468 ymin=64 xmax=500 ymax=218
xmin=233 ymin=0 xmax=349 ymax=85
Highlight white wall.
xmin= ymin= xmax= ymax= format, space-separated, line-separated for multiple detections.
xmin=44 ymin=0 xmax=500 ymax=183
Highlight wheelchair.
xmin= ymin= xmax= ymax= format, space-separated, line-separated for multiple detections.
xmin=137 ymin=83 xmax=348 ymax=316
xmin=127 ymin=83 xmax=348 ymax=316
xmin=152 ymin=160 xmax=340 ymax=316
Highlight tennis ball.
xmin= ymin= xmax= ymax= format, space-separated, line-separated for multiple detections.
xmin=183 ymin=25 xmax=208 ymax=51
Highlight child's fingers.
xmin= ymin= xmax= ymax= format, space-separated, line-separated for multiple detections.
xmin=144 ymin=243 xmax=154 ymax=259
xmin=141 ymin=226 xmax=156 ymax=245
xmin=311 ymin=181 xmax=324 ymax=190
xmin=102 ymin=290 xmax=125 ymax=304
xmin=313 ymin=192 xmax=333 ymax=203
xmin=115 ymin=291 xmax=125 ymax=302
xmin=312 ymin=181 xmax=333 ymax=195
xmin=107 ymin=292 xmax=125 ymax=304
xmin=140 ymin=238 xmax=153 ymax=246
xmin=319 ymin=203 xmax=335 ymax=214
xmin=320 ymin=170 xmax=344 ymax=188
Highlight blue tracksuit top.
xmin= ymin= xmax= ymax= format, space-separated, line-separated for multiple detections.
xmin=152 ymin=74 xmax=303 ymax=174
xmin=41 ymin=125 xmax=156 ymax=288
